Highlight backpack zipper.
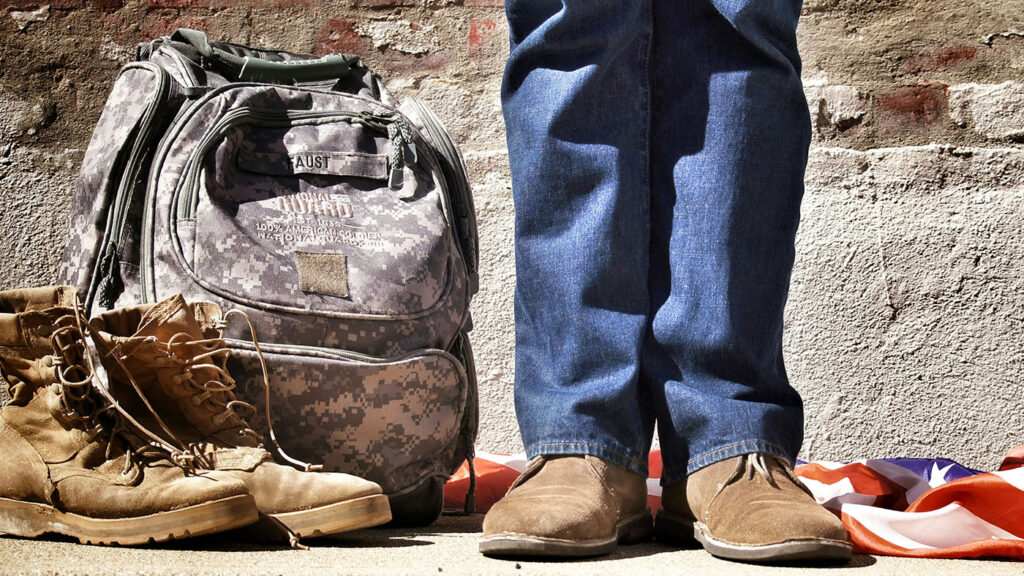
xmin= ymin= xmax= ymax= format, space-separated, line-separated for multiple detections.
xmin=401 ymin=97 xmax=479 ymax=295
xmin=174 ymin=108 xmax=410 ymax=222
xmin=141 ymin=102 xmax=413 ymax=301
xmin=90 ymin=62 xmax=171 ymax=312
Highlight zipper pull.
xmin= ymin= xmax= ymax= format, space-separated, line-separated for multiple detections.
xmin=96 ymin=243 xmax=124 ymax=310
xmin=356 ymin=111 xmax=417 ymax=191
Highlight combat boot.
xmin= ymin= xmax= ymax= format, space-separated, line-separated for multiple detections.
xmin=89 ymin=294 xmax=391 ymax=544
xmin=0 ymin=286 xmax=258 ymax=545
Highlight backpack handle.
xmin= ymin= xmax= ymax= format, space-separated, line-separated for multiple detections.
xmin=170 ymin=29 xmax=356 ymax=84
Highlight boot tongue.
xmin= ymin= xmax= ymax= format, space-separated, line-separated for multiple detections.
xmin=135 ymin=295 xmax=206 ymax=342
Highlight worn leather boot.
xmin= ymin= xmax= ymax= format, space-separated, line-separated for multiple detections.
xmin=480 ymin=455 xmax=652 ymax=557
xmin=89 ymin=294 xmax=391 ymax=543
xmin=655 ymin=453 xmax=852 ymax=563
xmin=0 ymin=286 xmax=258 ymax=545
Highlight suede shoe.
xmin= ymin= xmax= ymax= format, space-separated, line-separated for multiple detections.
xmin=88 ymin=295 xmax=391 ymax=544
xmin=480 ymin=455 xmax=652 ymax=557
xmin=655 ymin=453 xmax=852 ymax=563
xmin=0 ymin=286 xmax=258 ymax=546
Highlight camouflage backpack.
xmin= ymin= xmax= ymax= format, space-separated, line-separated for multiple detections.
xmin=59 ymin=29 xmax=479 ymax=525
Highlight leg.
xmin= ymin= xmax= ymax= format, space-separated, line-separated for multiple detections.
xmin=481 ymin=0 xmax=655 ymax=557
xmin=645 ymin=0 xmax=809 ymax=488
xmin=504 ymin=0 xmax=654 ymax=476
xmin=642 ymin=0 xmax=850 ymax=562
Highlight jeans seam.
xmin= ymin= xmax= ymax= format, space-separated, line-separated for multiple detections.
xmin=680 ymin=440 xmax=792 ymax=476
xmin=529 ymin=441 xmax=649 ymax=470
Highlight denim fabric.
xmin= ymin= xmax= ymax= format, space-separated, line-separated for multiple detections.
xmin=504 ymin=0 xmax=811 ymax=484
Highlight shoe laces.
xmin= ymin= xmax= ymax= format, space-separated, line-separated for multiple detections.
xmin=720 ymin=453 xmax=813 ymax=498
xmin=51 ymin=303 xmax=196 ymax=474
xmin=723 ymin=453 xmax=780 ymax=491
xmin=108 ymin=307 xmax=322 ymax=473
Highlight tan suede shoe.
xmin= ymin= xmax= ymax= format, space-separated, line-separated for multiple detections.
xmin=480 ymin=455 xmax=652 ymax=557
xmin=655 ymin=453 xmax=851 ymax=563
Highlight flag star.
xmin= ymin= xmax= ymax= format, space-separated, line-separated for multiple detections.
xmin=929 ymin=462 xmax=956 ymax=488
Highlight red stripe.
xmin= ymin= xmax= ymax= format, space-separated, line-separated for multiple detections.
xmin=844 ymin=514 xmax=1024 ymax=559
xmin=1000 ymin=445 xmax=1024 ymax=471
xmin=796 ymin=462 xmax=909 ymax=510
xmin=906 ymin=473 xmax=1024 ymax=536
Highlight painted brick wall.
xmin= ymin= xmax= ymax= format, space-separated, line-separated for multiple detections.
xmin=1 ymin=0 xmax=1022 ymax=469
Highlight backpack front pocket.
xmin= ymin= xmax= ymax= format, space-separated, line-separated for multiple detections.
xmin=165 ymin=101 xmax=453 ymax=319
xmin=227 ymin=343 xmax=468 ymax=495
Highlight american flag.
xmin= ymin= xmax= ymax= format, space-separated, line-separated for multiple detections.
xmin=444 ymin=446 xmax=1024 ymax=560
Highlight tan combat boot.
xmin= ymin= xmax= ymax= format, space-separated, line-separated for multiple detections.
xmin=480 ymin=455 xmax=652 ymax=557
xmin=655 ymin=453 xmax=852 ymax=563
xmin=0 ymin=286 xmax=258 ymax=545
xmin=89 ymin=294 xmax=391 ymax=544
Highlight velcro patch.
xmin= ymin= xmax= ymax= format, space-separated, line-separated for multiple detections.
xmin=239 ymin=151 xmax=388 ymax=180
xmin=294 ymin=251 xmax=350 ymax=298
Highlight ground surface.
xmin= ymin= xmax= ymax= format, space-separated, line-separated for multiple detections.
xmin=1 ymin=515 xmax=1021 ymax=575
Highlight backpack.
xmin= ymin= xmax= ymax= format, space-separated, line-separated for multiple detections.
xmin=58 ymin=29 xmax=479 ymax=525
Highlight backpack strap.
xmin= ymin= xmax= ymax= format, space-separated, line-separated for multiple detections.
xmin=168 ymin=28 xmax=358 ymax=84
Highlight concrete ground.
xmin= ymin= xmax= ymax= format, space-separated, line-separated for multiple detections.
xmin=1 ymin=515 xmax=1020 ymax=576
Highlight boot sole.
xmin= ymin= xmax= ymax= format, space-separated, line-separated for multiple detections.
xmin=655 ymin=509 xmax=852 ymax=563
xmin=0 ymin=494 xmax=257 ymax=546
xmin=478 ymin=509 xmax=653 ymax=558
xmin=270 ymin=493 xmax=392 ymax=538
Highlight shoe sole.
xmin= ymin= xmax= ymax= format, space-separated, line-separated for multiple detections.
xmin=655 ymin=509 xmax=853 ymax=563
xmin=270 ymin=493 xmax=392 ymax=538
xmin=478 ymin=509 xmax=653 ymax=558
xmin=0 ymin=494 xmax=257 ymax=546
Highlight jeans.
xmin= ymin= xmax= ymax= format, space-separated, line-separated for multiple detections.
xmin=504 ymin=0 xmax=811 ymax=485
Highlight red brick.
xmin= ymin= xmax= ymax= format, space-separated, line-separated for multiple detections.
xmin=904 ymin=45 xmax=978 ymax=73
xmin=89 ymin=0 xmax=123 ymax=10
xmin=876 ymin=84 xmax=948 ymax=123
xmin=316 ymin=18 xmax=372 ymax=56
xmin=468 ymin=19 xmax=497 ymax=53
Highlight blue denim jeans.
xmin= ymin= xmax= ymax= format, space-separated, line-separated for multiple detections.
xmin=504 ymin=0 xmax=811 ymax=485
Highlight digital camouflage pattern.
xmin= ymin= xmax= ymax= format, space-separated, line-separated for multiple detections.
xmin=59 ymin=64 xmax=165 ymax=309
xmin=58 ymin=30 xmax=478 ymax=519
xmin=229 ymin=346 xmax=467 ymax=494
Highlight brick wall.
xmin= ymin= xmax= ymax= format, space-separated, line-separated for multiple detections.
xmin=1 ymin=0 xmax=1021 ymax=468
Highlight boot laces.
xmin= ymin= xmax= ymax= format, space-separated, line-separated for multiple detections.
xmin=217 ymin=309 xmax=323 ymax=473
xmin=50 ymin=304 xmax=195 ymax=474
xmin=109 ymin=307 xmax=322 ymax=473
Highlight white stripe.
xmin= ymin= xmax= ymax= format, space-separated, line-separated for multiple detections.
xmin=647 ymin=478 xmax=662 ymax=498
xmin=842 ymin=502 xmax=1023 ymax=550
xmin=475 ymin=452 xmax=529 ymax=473
xmin=993 ymin=467 xmax=1024 ymax=492
xmin=799 ymin=476 xmax=877 ymax=508
xmin=863 ymin=460 xmax=932 ymax=503
xmin=802 ymin=460 xmax=848 ymax=471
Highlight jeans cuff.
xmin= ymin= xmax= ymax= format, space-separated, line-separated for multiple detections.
xmin=526 ymin=441 xmax=649 ymax=478
xmin=660 ymin=440 xmax=794 ymax=485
